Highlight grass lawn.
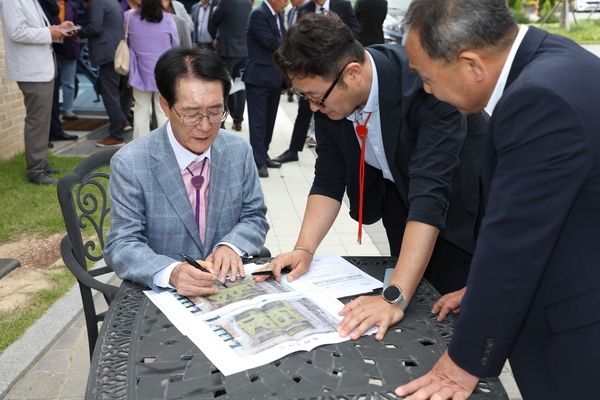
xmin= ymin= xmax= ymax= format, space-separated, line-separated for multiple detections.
xmin=538 ymin=19 xmax=600 ymax=43
xmin=0 ymin=151 xmax=84 ymax=354
xmin=0 ymin=152 xmax=84 ymax=243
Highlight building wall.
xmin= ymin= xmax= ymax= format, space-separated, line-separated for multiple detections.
xmin=0 ymin=20 xmax=26 ymax=162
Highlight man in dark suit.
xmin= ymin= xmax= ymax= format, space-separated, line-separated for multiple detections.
xmin=273 ymin=0 xmax=360 ymax=164
xmin=78 ymin=0 xmax=130 ymax=147
xmin=209 ymin=0 xmax=252 ymax=132
xmin=262 ymin=13 xmax=486 ymax=339
xmin=354 ymin=0 xmax=386 ymax=47
xmin=397 ymin=0 xmax=600 ymax=398
xmin=243 ymin=0 xmax=288 ymax=178
xmin=191 ymin=0 xmax=219 ymax=46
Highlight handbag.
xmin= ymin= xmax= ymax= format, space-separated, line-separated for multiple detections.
xmin=114 ymin=10 xmax=132 ymax=76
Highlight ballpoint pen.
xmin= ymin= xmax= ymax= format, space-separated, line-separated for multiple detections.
xmin=251 ymin=267 xmax=292 ymax=278
xmin=179 ymin=252 xmax=228 ymax=288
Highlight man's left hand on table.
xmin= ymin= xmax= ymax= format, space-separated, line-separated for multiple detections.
xmin=206 ymin=245 xmax=244 ymax=283
xmin=395 ymin=350 xmax=479 ymax=399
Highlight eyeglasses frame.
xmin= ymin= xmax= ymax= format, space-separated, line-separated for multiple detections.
xmin=289 ymin=60 xmax=358 ymax=107
xmin=171 ymin=107 xmax=229 ymax=127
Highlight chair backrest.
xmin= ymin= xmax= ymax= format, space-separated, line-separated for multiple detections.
xmin=57 ymin=148 xmax=119 ymax=359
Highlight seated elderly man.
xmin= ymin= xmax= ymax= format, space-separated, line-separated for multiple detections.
xmin=105 ymin=46 xmax=269 ymax=297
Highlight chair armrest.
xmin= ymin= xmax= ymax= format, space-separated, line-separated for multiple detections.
xmin=60 ymin=235 xmax=118 ymax=304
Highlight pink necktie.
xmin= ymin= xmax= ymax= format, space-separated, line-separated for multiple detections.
xmin=184 ymin=158 xmax=210 ymax=244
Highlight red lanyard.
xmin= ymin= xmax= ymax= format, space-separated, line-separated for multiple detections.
xmin=354 ymin=112 xmax=372 ymax=244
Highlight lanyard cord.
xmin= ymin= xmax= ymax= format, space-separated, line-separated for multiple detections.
xmin=355 ymin=112 xmax=372 ymax=244
xmin=186 ymin=158 xmax=208 ymax=229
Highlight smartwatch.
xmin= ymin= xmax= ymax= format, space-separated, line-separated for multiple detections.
xmin=382 ymin=285 xmax=408 ymax=311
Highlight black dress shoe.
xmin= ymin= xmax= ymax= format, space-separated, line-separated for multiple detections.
xmin=272 ymin=150 xmax=299 ymax=164
xmin=257 ymin=165 xmax=269 ymax=178
xmin=265 ymin=158 xmax=281 ymax=168
xmin=29 ymin=172 xmax=58 ymax=185
xmin=47 ymin=141 xmax=54 ymax=148
xmin=44 ymin=165 xmax=65 ymax=174
xmin=50 ymin=132 xmax=78 ymax=141
xmin=232 ymin=123 xmax=242 ymax=131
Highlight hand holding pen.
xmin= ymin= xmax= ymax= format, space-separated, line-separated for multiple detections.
xmin=180 ymin=253 xmax=228 ymax=288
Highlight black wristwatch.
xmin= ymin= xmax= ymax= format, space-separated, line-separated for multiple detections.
xmin=382 ymin=285 xmax=408 ymax=311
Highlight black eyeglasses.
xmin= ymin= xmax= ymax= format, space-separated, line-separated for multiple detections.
xmin=172 ymin=107 xmax=228 ymax=126
xmin=289 ymin=60 xmax=358 ymax=107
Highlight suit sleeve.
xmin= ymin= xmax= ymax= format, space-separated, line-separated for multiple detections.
xmin=309 ymin=112 xmax=349 ymax=203
xmin=405 ymin=92 xmax=463 ymax=230
xmin=78 ymin=1 xmax=104 ymax=38
xmin=448 ymin=86 xmax=593 ymax=377
xmin=209 ymin=0 xmax=226 ymax=32
xmin=247 ymin=9 xmax=282 ymax=52
xmin=1 ymin=1 xmax=52 ymax=44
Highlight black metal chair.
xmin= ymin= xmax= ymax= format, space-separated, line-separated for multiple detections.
xmin=57 ymin=148 xmax=119 ymax=359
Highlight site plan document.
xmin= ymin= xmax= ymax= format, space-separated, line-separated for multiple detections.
xmin=145 ymin=254 xmax=383 ymax=375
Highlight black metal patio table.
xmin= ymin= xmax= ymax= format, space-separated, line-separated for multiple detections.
xmin=86 ymin=256 xmax=508 ymax=399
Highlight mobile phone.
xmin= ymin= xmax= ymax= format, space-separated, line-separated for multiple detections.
xmin=65 ymin=28 xmax=79 ymax=34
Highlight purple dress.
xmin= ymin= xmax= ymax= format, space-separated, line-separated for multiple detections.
xmin=126 ymin=10 xmax=179 ymax=92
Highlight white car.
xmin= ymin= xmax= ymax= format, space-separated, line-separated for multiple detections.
xmin=383 ymin=0 xmax=412 ymax=44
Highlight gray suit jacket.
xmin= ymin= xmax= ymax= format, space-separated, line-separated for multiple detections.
xmin=105 ymin=125 xmax=269 ymax=291
xmin=78 ymin=0 xmax=124 ymax=67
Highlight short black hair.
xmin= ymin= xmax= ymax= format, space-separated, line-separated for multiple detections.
xmin=155 ymin=46 xmax=232 ymax=108
xmin=274 ymin=12 xmax=364 ymax=84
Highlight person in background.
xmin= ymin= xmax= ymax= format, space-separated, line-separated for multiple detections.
xmin=161 ymin=0 xmax=194 ymax=31
xmin=0 ymin=0 xmax=75 ymax=184
xmin=395 ymin=0 xmax=600 ymax=398
xmin=126 ymin=0 xmax=179 ymax=139
xmin=354 ymin=0 xmax=386 ymax=47
xmin=209 ymin=0 xmax=252 ymax=132
xmin=272 ymin=0 xmax=359 ymax=165
xmin=56 ymin=0 xmax=81 ymax=121
xmin=191 ymin=0 xmax=219 ymax=47
xmin=243 ymin=0 xmax=288 ymax=178
xmin=261 ymin=13 xmax=486 ymax=342
xmin=38 ymin=0 xmax=79 ymax=146
xmin=162 ymin=0 xmax=193 ymax=47
xmin=78 ymin=0 xmax=130 ymax=147
xmin=105 ymin=46 xmax=269 ymax=296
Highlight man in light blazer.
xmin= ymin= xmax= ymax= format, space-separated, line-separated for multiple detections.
xmin=0 ymin=0 xmax=75 ymax=185
xmin=105 ymin=46 xmax=269 ymax=296
xmin=397 ymin=0 xmax=600 ymax=398
xmin=243 ymin=0 xmax=288 ymax=177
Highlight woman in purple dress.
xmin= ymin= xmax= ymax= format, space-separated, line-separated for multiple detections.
xmin=126 ymin=0 xmax=179 ymax=139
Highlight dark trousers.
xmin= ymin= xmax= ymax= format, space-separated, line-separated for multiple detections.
xmin=222 ymin=56 xmax=247 ymax=125
xmin=49 ymin=73 xmax=64 ymax=139
xmin=288 ymin=97 xmax=313 ymax=153
xmin=381 ymin=179 xmax=472 ymax=295
xmin=245 ymin=82 xmax=280 ymax=166
xmin=97 ymin=62 xmax=128 ymax=140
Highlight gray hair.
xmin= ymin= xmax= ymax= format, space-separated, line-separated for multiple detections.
xmin=402 ymin=0 xmax=518 ymax=63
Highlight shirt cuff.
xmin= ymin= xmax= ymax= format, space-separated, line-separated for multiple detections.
xmin=153 ymin=261 xmax=180 ymax=289
xmin=215 ymin=242 xmax=246 ymax=257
